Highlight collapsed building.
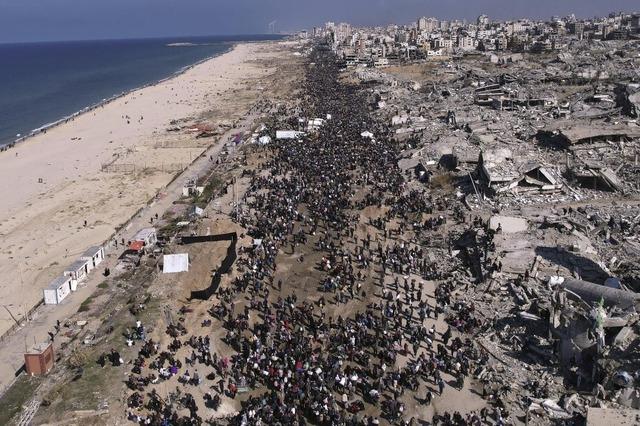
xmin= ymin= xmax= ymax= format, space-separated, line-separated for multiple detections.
xmin=354 ymin=36 xmax=640 ymax=423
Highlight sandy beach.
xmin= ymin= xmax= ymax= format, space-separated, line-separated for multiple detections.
xmin=0 ymin=40 xmax=293 ymax=336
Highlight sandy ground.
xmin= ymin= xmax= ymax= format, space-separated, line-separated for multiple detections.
xmin=0 ymin=41 xmax=291 ymax=337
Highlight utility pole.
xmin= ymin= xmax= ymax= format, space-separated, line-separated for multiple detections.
xmin=19 ymin=263 xmax=27 ymax=322
xmin=2 ymin=305 xmax=19 ymax=326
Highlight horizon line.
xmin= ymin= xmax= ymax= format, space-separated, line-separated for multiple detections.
xmin=0 ymin=33 xmax=291 ymax=46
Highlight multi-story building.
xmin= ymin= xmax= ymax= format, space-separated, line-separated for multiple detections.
xmin=418 ymin=17 xmax=439 ymax=33
xmin=434 ymin=38 xmax=454 ymax=51
xmin=477 ymin=14 xmax=490 ymax=28
xmin=569 ymin=21 xmax=585 ymax=38
xmin=457 ymin=35 xmax=475 ymax=50
xmin=418 ymin=17 xmax=428 ymax=31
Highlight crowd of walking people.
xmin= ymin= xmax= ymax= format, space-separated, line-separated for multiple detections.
xmin=119 ymin=47 xmax=509 ymax=425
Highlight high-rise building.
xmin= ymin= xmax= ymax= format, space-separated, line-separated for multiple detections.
xmin=457 ymin=35 xmax=475 ymax=50
xmin=418 ymin=17 xmax=439 ymax=33
xmin=477 ymin=14 xmax=490 ymax=28
xmin=418 ymin=17 xmax=428 ymax=31
xmin=569 ymin=22 xmax=585 ymax=38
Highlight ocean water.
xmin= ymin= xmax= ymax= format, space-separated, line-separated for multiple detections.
xmin=0 ymin=35 xmax=282 ymax=147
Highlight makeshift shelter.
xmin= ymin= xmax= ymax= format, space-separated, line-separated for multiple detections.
xmin=129 ymin=227 xmax=157 ymax=251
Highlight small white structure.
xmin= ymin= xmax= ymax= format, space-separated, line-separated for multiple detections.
xmin=163 ymin=253 xmax=189 ymax=273
xmin=361 ymin=131 xmax=374 ymax=139
xmin=276 ymin=130 xmax=305 ymax=140
xmin=80 ymin=246 xmax=105 ymax=271
xmin=391 ymin=115 xmax=409 ymax=126
xmin=258 ymin=136 xmax=272 ymax=145
xmin=182 ymin=179 xmax=204 ymax=197
xmin=307 ymin=118 xmax=325 ymax=131
xmin=129 ymin=228 xmax=158 ymax=251
xmin=64 ymin=258 xmax=91 ymax=288
xmin=44 ymin=275 xmax=72 ymax=305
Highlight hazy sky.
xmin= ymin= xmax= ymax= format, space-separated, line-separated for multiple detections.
xmin=0 ymin=0 xmax=638 ymax=43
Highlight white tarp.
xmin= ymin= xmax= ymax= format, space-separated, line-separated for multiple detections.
xmin=163 ymin=253 xmax=189 ymax=273
xmin=276 ymin=130 xmax=305 ymax=140
xmin=258 ymin=136 xmax=272 ymax=145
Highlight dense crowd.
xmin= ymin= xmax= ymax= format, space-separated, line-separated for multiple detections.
xmin=119 ymin=47 xmax=505 ymax=426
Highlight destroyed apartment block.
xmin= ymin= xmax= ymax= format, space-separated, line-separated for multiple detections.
xmin=540 ymin=122 xmax=640 ymax=149
xmin=615 ymin=82 xmax=640 ymax=118
xmin=397 ymin=156 xmax=433 ymax=182
xmin=567 ymin=162 xmax=624 ymax=192
xmin=478 ymin=148 xmax=563 ymax=195
xmin=473 ymin=82 xmax=557 ymax=111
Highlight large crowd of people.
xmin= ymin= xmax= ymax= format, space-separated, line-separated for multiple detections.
xmin=119 ymin=47 xmax=508 ymax=425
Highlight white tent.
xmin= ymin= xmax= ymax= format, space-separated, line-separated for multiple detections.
xmin=163 ymin=253 xmax=189 ymax=273
xmin=258 ymin=136 xmax=272 ymax=145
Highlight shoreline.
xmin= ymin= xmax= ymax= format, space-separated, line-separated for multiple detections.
xmin=0 ymin=43 xmax=237 ymax=150
xmin=0 ymin=39 xmax=290 ymax=338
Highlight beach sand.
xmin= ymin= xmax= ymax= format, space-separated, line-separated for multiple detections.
xmin=0 ymin=40 xmax=295 ymax=336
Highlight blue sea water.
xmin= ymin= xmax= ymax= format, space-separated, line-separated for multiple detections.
xmin=0 ymin=35 xmax=283 ymax=147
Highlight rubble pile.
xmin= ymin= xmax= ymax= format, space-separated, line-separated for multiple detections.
xmin=345 ymin=36 xmax=640 ymax=424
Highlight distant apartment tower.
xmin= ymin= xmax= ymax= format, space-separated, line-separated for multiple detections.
xmin=569 ymin=21 xmax=585 ymax=38
xmin=328 ymin=22 xmax=351 ymax=45
xmin=632 ymin=15 xmax=640 ymax=30
xmin=477 ymin=14 xmax=490 ymax=28
xmin=457 ymin=35 xmax=475 ymax=50
xmin=418 ymin=17 xmax=439 ymax=33
xmin=435 ymin=38 xmax=454 ymax=51
xmin=507 ymin=21 xmax=525 ymax=35
xmin=495 ymin=36 xmax=508 ymax=51
xmin=418 ymin=17 xmax=428 ymax=31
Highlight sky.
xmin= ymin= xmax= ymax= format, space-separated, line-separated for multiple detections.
xmin=0 ymin=0 xmax=638 ymax=43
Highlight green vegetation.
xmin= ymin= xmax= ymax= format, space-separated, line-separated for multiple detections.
xmin=201 ymin=174 xmax=224 ymax=199
xmin=0 ymin=375 xmax=41 ymax=425
xmin=77 ymin=296 xmax=94 ymax=313
xmin=41 ymin=357 xmax=107 ymax=419
xmin=97 ymin=282 xmax=108 ymax=289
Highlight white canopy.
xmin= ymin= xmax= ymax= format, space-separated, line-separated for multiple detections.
xmin=163 ymin=253 xmax=189 ymax=273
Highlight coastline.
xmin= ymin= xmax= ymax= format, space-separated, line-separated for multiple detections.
xmin=1 ymin=43 xmax=236 ymax=150
xmin=0 ymin=39 xmax=290 ymax=338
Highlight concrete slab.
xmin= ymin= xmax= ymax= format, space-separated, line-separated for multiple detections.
xmin=489 ymin=215 xmax=528 ymax=233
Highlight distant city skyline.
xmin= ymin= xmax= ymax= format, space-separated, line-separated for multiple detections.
xmin=0 ymin=0 xmax=638 ymax=43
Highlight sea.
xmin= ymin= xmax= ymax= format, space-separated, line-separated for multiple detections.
xmin=0 ymin=35 xmax=283 ymax=147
